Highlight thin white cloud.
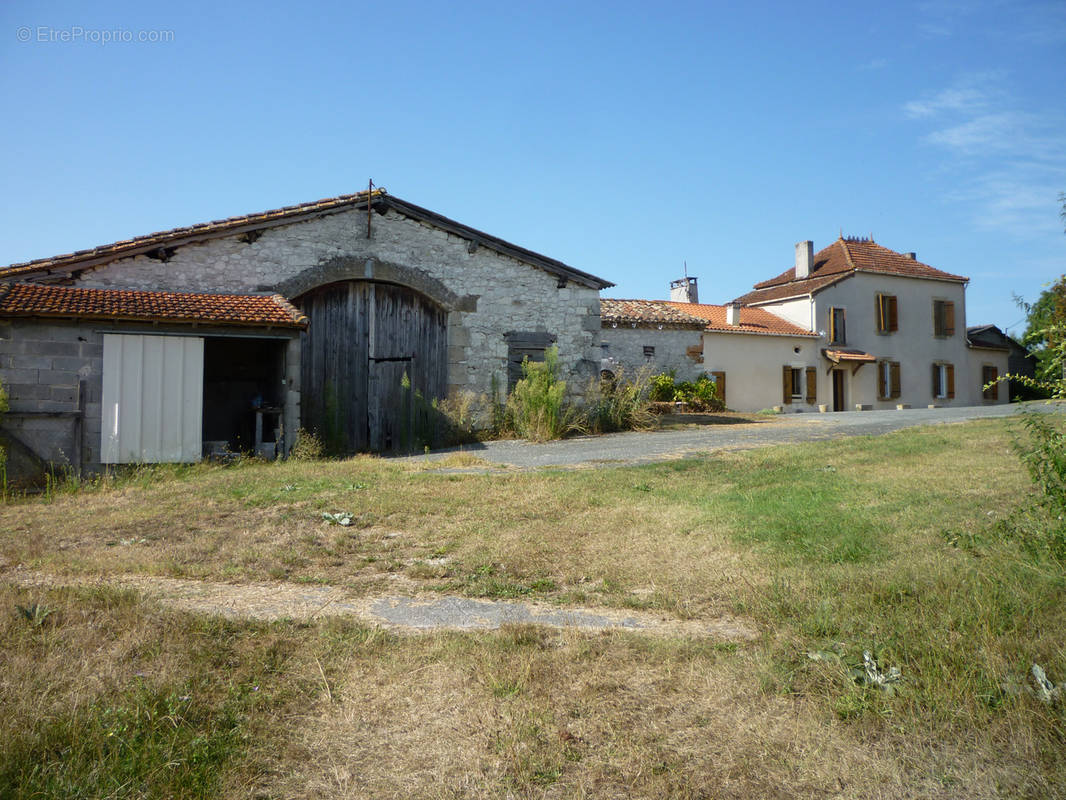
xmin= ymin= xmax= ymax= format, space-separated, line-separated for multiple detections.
xmin=904 ymin=74 xmax=1066 ymax=237
xmin=903 ymin=87 xmax=988 ymax=118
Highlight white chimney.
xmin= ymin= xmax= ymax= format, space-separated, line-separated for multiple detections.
xmin=670 ymin=276 xmax=698 ymax=304
xmin=795 ymin=240 xmax=814 ymax=278
xmin=726 ymin=302 xmax=741 ymax=326
xmin=905 ymin=251 xmax=916 ymax=260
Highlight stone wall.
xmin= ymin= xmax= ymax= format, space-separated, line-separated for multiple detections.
xmin=78 ymin=207 xmax=603 ymax=401
xmin=599 ymin=326 xmax=705 ymax=381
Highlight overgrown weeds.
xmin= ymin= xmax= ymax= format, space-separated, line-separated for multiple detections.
xmin=503 ymin=347 xmax=583 ymax=441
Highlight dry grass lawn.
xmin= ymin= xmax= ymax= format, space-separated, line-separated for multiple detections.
xmin=1 ymin=418 xmax=1064 ymax=798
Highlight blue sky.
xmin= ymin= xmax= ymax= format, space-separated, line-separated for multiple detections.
xmin=1 ymin=0 xmax=1063 ymax=335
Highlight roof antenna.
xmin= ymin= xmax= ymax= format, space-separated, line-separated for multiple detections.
xmin=367 ymin=178 xmax=374 ymax=239
xmin=683 ymin=260 xmax=688 ymax=279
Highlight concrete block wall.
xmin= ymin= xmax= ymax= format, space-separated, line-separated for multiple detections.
xmin=79 ymin=207 xmax=604 ymax=401
xmin=599 ymin=326 xmax=706 ymax=381
xmin=0 ymin=320 xmax=102 ymax=473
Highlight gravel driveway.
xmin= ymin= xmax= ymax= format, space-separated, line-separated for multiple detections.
xmin=418 ymin=402 xmax=1059 ymax=469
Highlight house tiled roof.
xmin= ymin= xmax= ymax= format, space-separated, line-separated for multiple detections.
xmin=0 ymin=189 xmax=613 ymax=290
xmin=667 ymin=302 xmax=818 ymax=337
xmin=600 ymin=299 xmax=706 ymax=329
xmin=736 ymin=237 xmax=967 ymax=306
xmin=600 ymin=298 xmax=817 ymax=337
xmin=0 ymin=282 xmax=308 ymax=328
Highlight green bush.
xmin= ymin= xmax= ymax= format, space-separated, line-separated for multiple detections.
xmin=505 ymin=347 xmax=582 ymax=441
xmin=586 ymin=368 xmax=655 ymax=434
xmin=647 ymin=372 xmax=724 ymax=412
xmin=1007 ymin=411 xmax=1066 ymax=564
xmin=649 ymin=372 xmax=677 ymax=402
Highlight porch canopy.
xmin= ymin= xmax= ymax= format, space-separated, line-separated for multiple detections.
xmin=822 ymin=347 xmax=876 ymax=374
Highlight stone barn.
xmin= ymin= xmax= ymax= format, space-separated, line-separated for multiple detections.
xmin=0 ymin=189 xmax=611 ymax=479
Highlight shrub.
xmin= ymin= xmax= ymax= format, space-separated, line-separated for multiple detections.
xmin=1007 ymin=411 xmax=1066 ymax=564
xmin=647 ymin=372 xmax=724 ymax=412
xmin=586 ymin=367 xmax=655 ymax=434
xmin=649 ymin=372 xmax=677 ymax=402
xmin=290 ymin=428 xmax=324 ymax=461
xmin=505 ymin=347 xmax=583 ymax=441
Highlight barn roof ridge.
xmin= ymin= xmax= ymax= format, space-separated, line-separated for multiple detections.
xmin=0 ymin=189 xmax=614 ymax=290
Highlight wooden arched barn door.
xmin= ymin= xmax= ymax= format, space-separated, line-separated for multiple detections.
xmin=296 ymin=281 xmax=447 ymax=453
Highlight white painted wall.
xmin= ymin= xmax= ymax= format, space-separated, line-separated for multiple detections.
xmin=753 ymin=272 xmax=1006 ymax=409
xmin=701 ymin=332 xmax=821 ymax=412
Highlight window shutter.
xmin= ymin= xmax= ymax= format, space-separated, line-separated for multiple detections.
xmin=932 ymin=363 xmax=939 ymax=397
xmin=944 ymin=302 xmax=955 ymax=337
xmin=876 ymin=295 xmax=885 ymax=333
xmin=783 ymin=365 xmax=792 ymax=404
xmin=888 ymin=296 xmax=898 ymax=332
xmin=711 ymin=371 xmax=726 ymax=405
xmin=988 ymin=367 xmax=998 ymax=400
xmin=805 ymin=367 xmax=817 ymax=403
xmin=890 ymin=362 xmax=901 ymax=398
xmin=946 ymin=364 xmax=955 ymax=399
xmin=878 ymin=362 xmax=887 ymax=399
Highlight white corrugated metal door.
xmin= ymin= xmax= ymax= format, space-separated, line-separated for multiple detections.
xmin=101 ymin=334 xmax=204 ymax=463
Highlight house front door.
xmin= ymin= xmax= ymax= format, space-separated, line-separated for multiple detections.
xmin=832 ymin=369 xmax=846 ymax=412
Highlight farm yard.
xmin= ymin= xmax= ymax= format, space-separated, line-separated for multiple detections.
xmin=1 ymin=415 xmax=1064 ymax=798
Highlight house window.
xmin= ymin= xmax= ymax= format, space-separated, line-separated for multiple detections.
xmin=982 ymin=365 xmax=999 ymax=401
xmin=829 ymin=307 xmax=846 ymax=344
xmin=782 ymin=365 xmax=801 ymax=404
xmin=932 ymin=362 xmax=955 ymax=400
xmin=876 ymin=294 xmax=898 ymax=333
xmin=643 ymin=345 xmax=655 ymax=360
xmin=933 ymin=300 xmax=955 ymax=337
xmin=878 ymin=360 xmax=902 ymax=400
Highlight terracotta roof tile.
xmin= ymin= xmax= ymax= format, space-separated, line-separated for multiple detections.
xmin=600 ymin=299 xmax=706 ymax=328
xmin=0 ymin=283 xmax=308 ymax=328
xmin=737 ymin=237 xmax=967 ymax=306
xmin=667 ymin=302 xmax=817 ymax=337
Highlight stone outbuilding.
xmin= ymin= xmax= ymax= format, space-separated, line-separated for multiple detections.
xmin=0 ymin=189 xmax=612 ymax=478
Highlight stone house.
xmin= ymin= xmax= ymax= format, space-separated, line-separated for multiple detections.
xmin=0 ymin=189 xmax=612 ymax=479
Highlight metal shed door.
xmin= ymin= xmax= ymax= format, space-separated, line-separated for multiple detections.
xmin=101 ymin=334 xmax=204 ymax=463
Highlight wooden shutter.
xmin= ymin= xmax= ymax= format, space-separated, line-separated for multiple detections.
xmin=890 ymin=362 xmax=901 ymax=398
xmin=944 ymin=302 xmax=955 ymax=336
xmin=888 ymin=296 xmax=898 ymax=332
xmin=782 ymin=365 xmax=792 ymax=404
xmin=878 ymin=361 xmax=887 ymax=398
xmin=876 ymin=295 xmax=885 ymax=333
xmin=711 ymin=371 xmax=726 ymax=405
xmin=805 ymin=367 xmax=817 ymax=403
xmin=932 ymin=363 xmax=939 ymax=397
xmin=946 ymin=364 xmax=955 ymax=399
xmin=829 ymin=309 xmax=838 ymax=343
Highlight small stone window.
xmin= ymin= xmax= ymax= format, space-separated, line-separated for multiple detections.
xmin=643 ymin=345 xmax=655 ymax=360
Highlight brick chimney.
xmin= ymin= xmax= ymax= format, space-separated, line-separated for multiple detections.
xmin=726 ymin=302 xmax=741 ymax=326
xmin=795 ymin=240 xmax=814 ymax=278
xmin=670 ymin=276 xmax=698 ymax=304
